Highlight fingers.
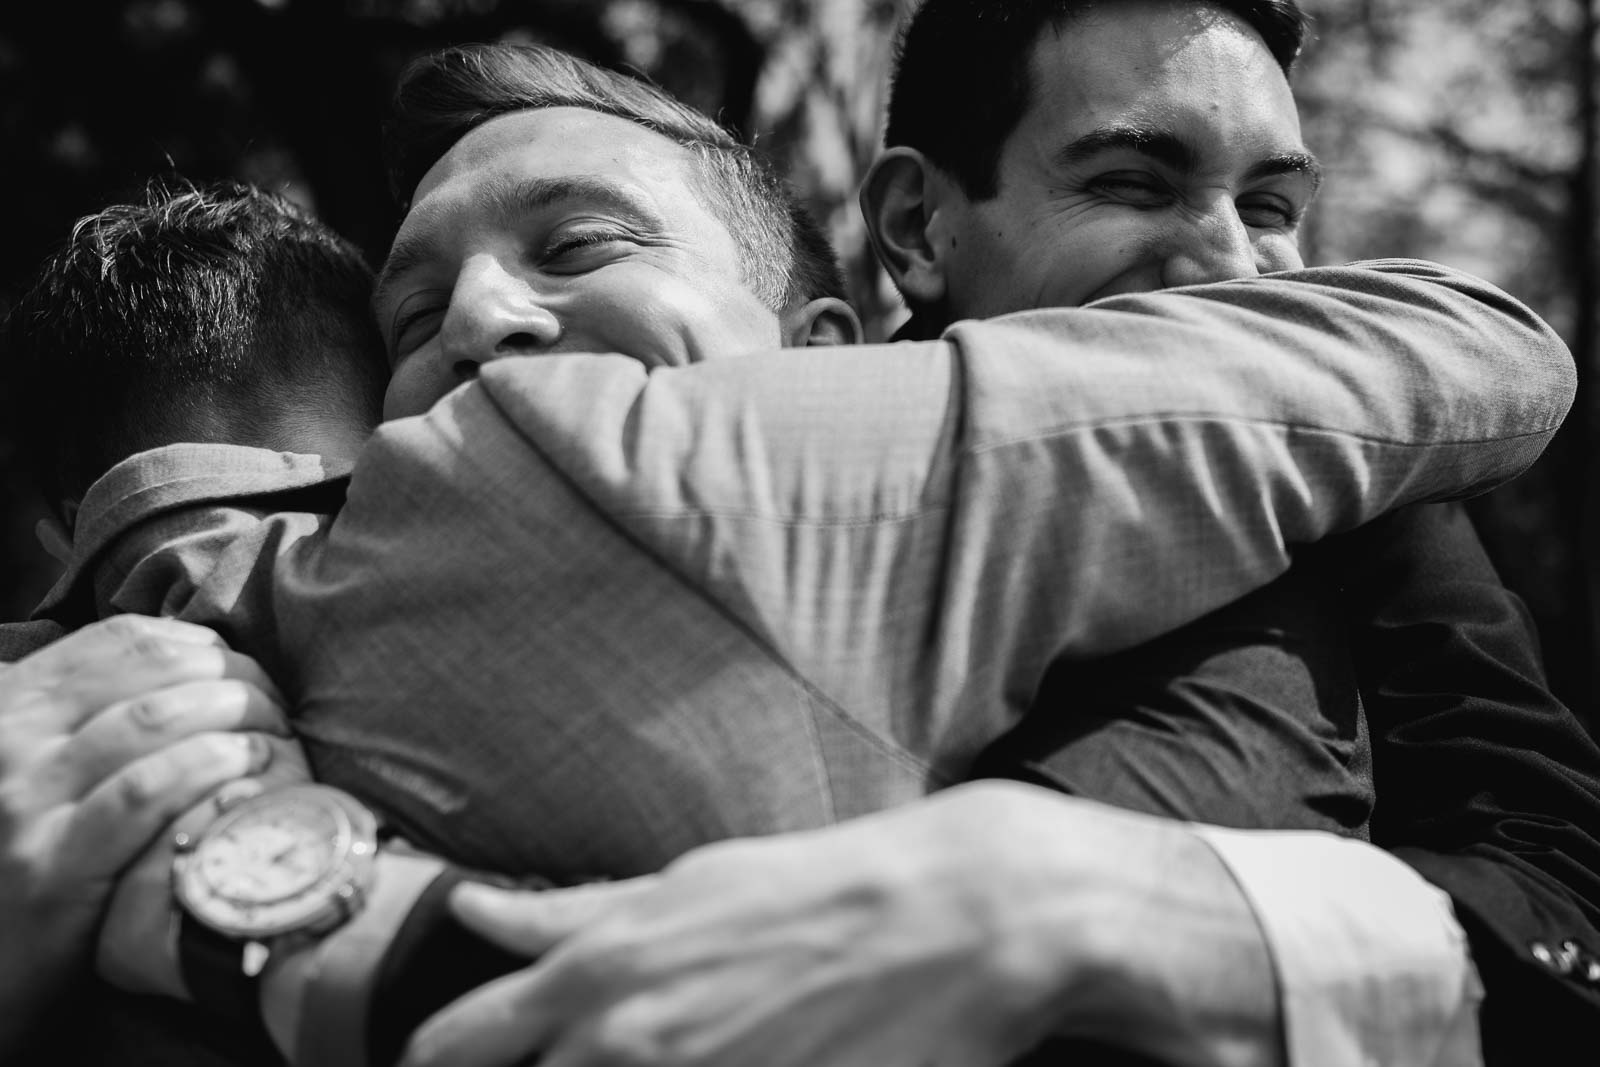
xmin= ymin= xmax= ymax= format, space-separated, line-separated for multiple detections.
xmin=56 ymin=731 xmax=278 ymax=884
xmin=95 ymin=778 xmax=278 ymax=999
xmin=400 ymin=965 xmax=557 ymax=1067
xmin=1 ymin=617 xmax=284 ymax=737
xmin=5 ymin=616 xmax=222 ymax=689
xmin=449 ymin=878 xmax=659 ymax=957
xmin=52 ymin=679 xmax=290 ymax=801
xmin=404 ymin=880 xmax=665 ymax=1067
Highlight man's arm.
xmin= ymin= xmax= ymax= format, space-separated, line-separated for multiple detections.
xmin=440 ymin=254 xmax=1573 ymax=760
xmin=490 ymin=258 xmax=1571 ymax=762
xmin=280 ymin=258 xmax=1574 ymax=885
xmin=968 ymin=502 xmax=1600 ymax=1066
xmin=397 ymin=782 xmax=1284 ymax=1067
xmin=1339 ymin=502 xmax=1600 ymax=1063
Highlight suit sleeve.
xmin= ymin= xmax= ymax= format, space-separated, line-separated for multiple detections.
xmin=475 ymin=258 xmax=1575 ymax=779
xmin=1338 ymin=501 xmax=1600 ymax=1064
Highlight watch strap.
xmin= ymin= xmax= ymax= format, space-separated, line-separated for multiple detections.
xmin=178 ymin=911 xmax=277 ymax=1055
xmin=294 ymin=851 xmax=451 ymax=1067
xmin=366 ymin=868 xmax=549 ymax=1067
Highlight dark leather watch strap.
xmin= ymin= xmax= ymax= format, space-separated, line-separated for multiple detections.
xmin=178 ymin=911 xmax=277 ymax=1054
xmin=366 ymin=867 xmax=541 ymax=1067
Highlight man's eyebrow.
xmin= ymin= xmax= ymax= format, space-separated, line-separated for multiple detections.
xmin=1052 ymin=123 xmax=1199 ymax=173
xmin=1052 ymin=124 xmax=1324 ymax=192
xmin=1244 ymin=151 xmax=1324 ymax=192
xmin=492 ymin=174 xmax=666 ymax=229
xmin=373 ymin=174 xmax=666 ymax=314
xmin=373 ymin=232 xmax=437 ymax=316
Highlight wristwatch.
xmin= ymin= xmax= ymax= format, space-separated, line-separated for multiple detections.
xmin=172 ymin=783 xmax=379 ymax=1041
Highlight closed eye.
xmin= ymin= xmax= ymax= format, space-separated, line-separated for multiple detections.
xmin=1088 ymin=173 xmax=1173 ymax=207
xmin=541 ymin=226 xmax=637 ymax=271
xmin=1237 ymin=194 xmax=1303 ymax=230
xmin=390 ymin=298 xmax=447 ymax=361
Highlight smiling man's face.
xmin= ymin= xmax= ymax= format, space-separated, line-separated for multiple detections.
xmin=375 ymin=107 xmax=783 ymax=420
xmin=928 ymin=0 xmax=1320 ymax=320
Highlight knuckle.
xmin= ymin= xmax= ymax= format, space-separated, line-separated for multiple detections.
xmin=122 ymin=634 xmax=181 ymax=666
xmin=98 ymin=615 xmax=157 ymax=643
xmin=114 ymin=762 xmax=163 ymax=811
xmin=125 ymin=695 xmax=185 ymax=734
xmin=100 ymin=617 xmax=182 ymax=666
xmin=112 ymin=738 xmax=231 ymax=810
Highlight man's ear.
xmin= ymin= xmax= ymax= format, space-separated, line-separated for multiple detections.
xmin=860 ymin=147 xmax=950 ymax=309
xmin=781 ymin=296 xmax=864 ymax=348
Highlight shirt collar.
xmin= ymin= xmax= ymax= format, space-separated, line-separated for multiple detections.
xmin=33 ymin=443 xmax=349 ymax=621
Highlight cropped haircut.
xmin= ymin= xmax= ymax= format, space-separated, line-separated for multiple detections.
xmin=384 ymin=43 xmax=845 ymax=309
xmin=2 ymin=179 xmax=385 ymax=507
xmin=886 ymin=0 xmax=1310 ymax=199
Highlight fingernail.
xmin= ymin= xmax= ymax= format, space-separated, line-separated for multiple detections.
xmin=214 ymin=778 xmax=264 ymax=811
xmin=246 ymin=734 xmax=273 ymax=771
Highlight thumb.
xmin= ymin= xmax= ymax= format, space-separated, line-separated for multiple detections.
xmin=449 ymin=875 xmax=661 ymax=956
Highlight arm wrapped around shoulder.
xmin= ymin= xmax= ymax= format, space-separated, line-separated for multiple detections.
xmin=278 ymin=260 xmax=1571 ymax=872
xmin=930 ymin=257 xmax=1573 ymax=662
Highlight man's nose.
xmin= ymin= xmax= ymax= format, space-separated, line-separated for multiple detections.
xmin=439 ymin=254 xmax=562 ymax=382
xmin=1158 ymin=198 xmax=1261 ymax=289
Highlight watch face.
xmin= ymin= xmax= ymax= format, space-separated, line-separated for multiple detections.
xmin=175 ymin=785 xmax=375 ymax=939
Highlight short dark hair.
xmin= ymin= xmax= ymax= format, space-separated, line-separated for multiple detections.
xmin=886 ymin=0 xmax=1310 ymax=199
xmin=384 ymin=43 xmax=845 ymax=309
xmin=2 ymin=179 xmax=385 ymax=506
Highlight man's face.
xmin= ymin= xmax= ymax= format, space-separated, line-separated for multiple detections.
xmin=376 ymin=107 xmax=782 ymax=419
xmin=932 ymin=0 xmax=1320 ymax=320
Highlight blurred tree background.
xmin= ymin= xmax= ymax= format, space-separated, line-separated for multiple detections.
xmin=0 ymin=0 xmax=1593 ymax=725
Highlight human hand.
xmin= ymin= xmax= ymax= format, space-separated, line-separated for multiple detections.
xmin=96 ymin=740 xmax=311 ymax=999
xmin=401 ymin=782 xmax=1282 ymax=1067
xmin=0 ymin=616 xmax=294 ymax=1047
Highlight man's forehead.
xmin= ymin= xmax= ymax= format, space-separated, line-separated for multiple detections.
xmin=409 ymin=107 xmax=695 ymax=209
xmin=376 ymin=107 xmax=701 ymax=303
xmin=1023 ymin=0 xmax=1303 ymax=153
xmin=1036 ymin=0 xmax=1279 ymax=61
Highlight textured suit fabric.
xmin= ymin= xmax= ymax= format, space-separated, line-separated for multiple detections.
xmin=970 ymin=549 xmax=1372 ymax=837
xmin=1 ymin=260 xmax=1583 ymax=1065
xmin=18 ymin=261 xmax=1571 ymax=886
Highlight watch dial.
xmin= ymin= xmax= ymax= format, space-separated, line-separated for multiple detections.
xmin=198 ymin=804 xmax=339 ymax=904
xmin=179 ymin=791 xmax=356 ymax=935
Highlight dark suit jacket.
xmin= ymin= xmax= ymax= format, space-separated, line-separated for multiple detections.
xmin=1342 ymin=502 xmax=1600 ymax=1063
xmin=980 ymin=502 xmax=1600 ymax=1065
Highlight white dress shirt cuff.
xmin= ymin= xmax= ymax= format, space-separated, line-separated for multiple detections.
xmin=1192 ymin=827 xmax=1484 ymax=1067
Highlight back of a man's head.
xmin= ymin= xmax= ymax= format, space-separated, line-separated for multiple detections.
xmin=383 ymin=42 xmax=845 ymax=310
xmin=2 ymin=179 xmax=386 ymax=512
xmin=885 ymin=0 xmax=1309 ymax=199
